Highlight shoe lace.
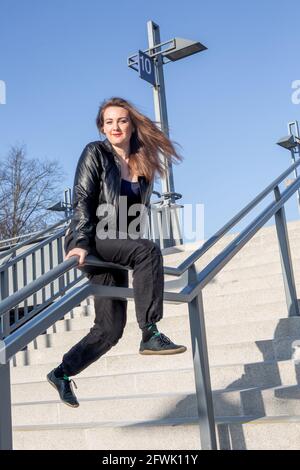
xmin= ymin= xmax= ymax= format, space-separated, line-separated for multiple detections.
xmin=154 ymin=332 xmax=172 ymax=345
xmin=63 ymin=374 xmax=78 ymax=393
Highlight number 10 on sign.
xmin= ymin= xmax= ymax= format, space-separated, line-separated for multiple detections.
xmin=138 ymin=50 xmax=156 ymax=86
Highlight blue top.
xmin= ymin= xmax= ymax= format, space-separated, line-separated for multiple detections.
xmin=118 ymin=178 xmax=142 ymax=234
xmin=120 ymin=178 xmax=141 ymax=200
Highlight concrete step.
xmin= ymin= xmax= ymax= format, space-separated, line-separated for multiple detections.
xmin=11 ymin=392 xmax=202 ymax=427
xmin=49 ymin=297 xmax=295 ymax=331
xmin=11 ymin=368 xmax=196 ymax=403
xmin=13 ymin=414 xmax=300 ymax=450
xmin=11 ymin=384 xmax=300 ymax=429
xmin=96 ymin=277 xmax=291 ymax=309
xmin=70 ymin=270 xmax=288 ymax=301
xmin=38 ymin=303 xmax=187 ymax=338
xmin=208 ymin=234 xmax=300 ymax=262
xmin=202 ymin=285 xmax=287 ymax=311
xmin=176 ymin=221 xmax=300 ymax=254
xmin=241 ymin=384 xmax=300 ymax=417
xmin=27 ymin=317 xmax=300 ymax=353
xmin=217 ymin=415 xmax=300 ymax=450
xmin=203 ymin=301 xmax=292 ymax=326
xmin=15 ymin=333 xmax=191 ymax=367
xmin=48 ymin=282 xmax=293 ymax=327
xmin=207 ymin=337 xmax=298 ymax=365
xmin=170 ymin=220 xmax=300 ymax=253
xmin=10 ymin=357 xmax=300 ymax=405
xmin=28 ymin=315 xmax=187 ymax=351
xmin=205 ymin=271 xmax=296 ymax=296
xmin=11 ymin=355 xmax=299 ymax=390
xmin=13 ymin=330 xmax=300 ymax=368
xmin=210 ymin=260 xmax=297 ymax=284
xmin=12 ymin=418 xmax=202 ymax=450
xmin=192 ymin=242 xmax=297 ymax=274
xmin=164 ymin=233 xmax=299 ymax=271
xmin=41 ymin=301 xmax=297 ymax=351
xmin=82 ymin=270 xmax=298 ymax=299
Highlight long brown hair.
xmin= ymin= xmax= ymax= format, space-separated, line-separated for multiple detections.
xmin=96 ymin=97 xmax=183 ymax=182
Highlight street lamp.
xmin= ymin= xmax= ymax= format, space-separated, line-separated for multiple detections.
xmin=47 ymin=188 xmax=72 ymax=218
xmin=277 ymin=134 xmax=300 ymax=150
xmin=127 ymin=20 xmax=207 ymax=248
xmin=162 ymin=37 xmax=207 ymax=62
xmin=277 ymin=121 xmax=300 ymax=213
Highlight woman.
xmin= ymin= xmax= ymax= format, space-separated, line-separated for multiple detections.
xmin=47 ymin=97 xmax=187 ymax=408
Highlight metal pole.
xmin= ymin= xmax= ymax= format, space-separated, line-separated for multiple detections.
xmin=147 ymin=20 xmax=183 ymax=248
xmin=187 ymin=265 xmax=217 ymax=449
xmin=288 ymin=122 xmax=300 ymax=214
xmin=57 ymin=237 xmax=65 ymax=295
xmin=147 ymin=20 xmax=175 ymax=196
xmin=274 ymin=185 xmax=299 ymax=317
xmin=290 ymin=148 xmax=300 ymax=214
xmin=0 ymin=364 xmax=13 ymax=450
xmin=0 ymin=270 xmax=10 ymax=338
xmin=64 ymin=187 xmax=72 ymax=217
xmin=0 ymin=269 xmax=13 ymax=450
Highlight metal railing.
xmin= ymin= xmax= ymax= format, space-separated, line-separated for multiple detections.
xmin=0 ymin=191 xmax=179 ymax=341
xmin=0 ymin=218 xmax=85 ymax=338
xmin=0 ymin=216 xmax=72 ymax=259
xmin=1 ymin=159 xmax=300 ymax=450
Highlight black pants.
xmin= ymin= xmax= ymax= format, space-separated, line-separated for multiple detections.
xmin=62 ymin=237 xmax=164 ymax=376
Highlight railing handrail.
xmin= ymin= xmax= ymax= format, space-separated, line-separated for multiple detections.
xmin=0 ymin=255 xmax=132 ymax=318
xmin=163 ymin=157 xmax=300 ymax=277
xmin=0 ymin=226 xmax=68 ymax=272
xmin=0 ymin=188 xmax=164 ymax=264
xmin=0 ymin=215 xmax=72 ymax=260
xmin=0 ymin=230 xmax=48 ymax=246
xmin=0 ymin=261 xmax=189 ymax=363
xmin=60 ymin=172 xmax=300 ymax=306
xmin=0 ymin=252 xmax=189 ymax=321
xmin=1 ymin=282 xmax=92 ymax=363
xmin=177 ymin=174 xmax=300 ymax=302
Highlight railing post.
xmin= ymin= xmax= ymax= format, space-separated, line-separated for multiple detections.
xmin=0 ymin=268 xmax=13 ymax=450
xmin=187 ymin=264 xmax=217 ymax=450
xmin=0 ymin=269 xmax=10 ymax=337
xmin=0 ymin=363 xmax=13 ymax=450
xmin=57 ymin=237 xmax=65 ymax=295
xmin=274 ymin=185 xmax=299 ymax=317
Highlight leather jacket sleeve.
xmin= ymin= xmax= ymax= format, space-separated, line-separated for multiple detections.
xmin=71 ymin=143 xmax=102 ymax=252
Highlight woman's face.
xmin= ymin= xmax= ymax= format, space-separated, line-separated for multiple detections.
xmin=102 ymin=106 xmax=135 ymax=149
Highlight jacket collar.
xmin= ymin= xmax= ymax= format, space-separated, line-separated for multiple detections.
xmin=101 ymin=138 xmax=146 ymax=184
xmin=101 ymin=138 xmax=114 ymax=154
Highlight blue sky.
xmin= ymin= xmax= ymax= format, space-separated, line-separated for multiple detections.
xmin=1 ymin=0 xmax=300 ymax=239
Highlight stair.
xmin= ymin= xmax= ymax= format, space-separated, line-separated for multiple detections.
xmin=10 ymin=220 xmax=300 ymax=449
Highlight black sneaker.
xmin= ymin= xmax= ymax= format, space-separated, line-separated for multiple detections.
xmin=47 ymin=369 xmax=79 ymax=408
xmin=139 ymin=332 xmax=187 ymax=355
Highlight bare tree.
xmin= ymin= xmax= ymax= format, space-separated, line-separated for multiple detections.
xmin=0 ymin=145 xmax=66 ymax=241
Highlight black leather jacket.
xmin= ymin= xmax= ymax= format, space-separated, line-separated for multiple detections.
xmin=66 ymin=138 xmax=154 ymax=253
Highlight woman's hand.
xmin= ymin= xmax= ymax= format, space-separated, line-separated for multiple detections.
xmin=65 ymin=248 xmax=88 ymax=266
